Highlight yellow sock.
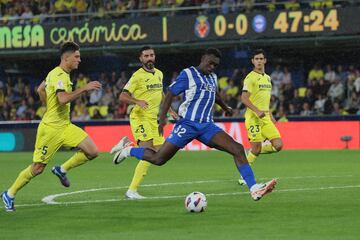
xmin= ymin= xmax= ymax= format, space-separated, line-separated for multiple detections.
xmin=261 ymin=144 xmax=277 ymax=154
xmin=128 ymin=160 xmax=151 ymax=191
xmin=247 ymin=151 xmax=257 ymax=164
xmin=8 ymin=165 xmax=34 ymax=197
xmin=61 ymin=151 xmax=90 ymax=172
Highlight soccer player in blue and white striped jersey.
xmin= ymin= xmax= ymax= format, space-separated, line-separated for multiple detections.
xmin=111 ymin=48 xmax=277 ymax=201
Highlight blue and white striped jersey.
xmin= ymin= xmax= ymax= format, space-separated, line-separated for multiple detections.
xmin=168 ymin=66 xmax=217 ymax=123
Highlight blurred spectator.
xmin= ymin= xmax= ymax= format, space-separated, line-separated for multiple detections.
xmin=331 ymin=101 xmax=348 ymax=116
xmin=276 ymin=105 xmax=288 ymax=122
xmin=345 ymin=92 xmax=360 ymax=114
xmin=225 ymin=79 xmax=239 ymax=97
xmin=100 ymin=86 xmax=114 ymax=106
xmin=75 ymin=73 xmax=89 ymax=88
xmin=354 ymin=73 xmax=360 ymax=93
xmin=19 ymin=5 xmax=33 ymax=24
xmin=92 ymin=108 xmax=103 ymax=119
xmin=308 ymin=64 xmax=324 ymax=83
xmin=270 ymin=65 xmax=284 ymax=97
xmin=324 ymin=64 xmax=336 ymax=83
xmin=328 ymin=78 xmax=344 ymax=101
xmin=289 ymin=89 xmax=303 ymax=111
xmin=300 ymin=102 xmax=313 ymax=116
xmin=282 ymin=67 xmax=292 ymax=86
xmin=313 ymin=94 xmax=326 ymax=114
xmin=336 ymin=65 xmax=348 ymax=85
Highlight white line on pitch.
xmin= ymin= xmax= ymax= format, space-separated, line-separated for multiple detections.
xmin=41 ymin=175 xmax=353 ymax=205
xmin=17 ymin=184 xmax=360 ymax=208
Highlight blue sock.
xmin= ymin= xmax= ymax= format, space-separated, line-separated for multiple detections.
xmin=130 ymin=147 xmax=145 ymax=160
xmin=238 ymin=163 xmax=256 ymax=189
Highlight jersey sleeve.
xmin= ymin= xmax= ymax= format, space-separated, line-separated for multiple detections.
xmin=52 ymin=72 xmax=70 ymax=93
xmin=123 ymin=74 xmax=137 ymax=94
xmin=168 ymin=70 xmax=189 ymax=95
xmin=242 ymin=75 xmax=254 ymax=93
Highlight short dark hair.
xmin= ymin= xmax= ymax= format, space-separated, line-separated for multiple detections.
xmin=139 ymin=46 xmax=154 ymax=57
xmin=251 ymin=49 xmax=266 ymax=59
xmin=60 ymin=41 xmax=79 ymax=56
xmin=203 ymin=48 xmax=222 ymax=59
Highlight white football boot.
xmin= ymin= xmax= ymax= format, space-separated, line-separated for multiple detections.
xmin=125 ymin=190 xmax=145 ymax=200
xmin=250 ymin=179 xmax=277 ymax=201
xmin=111 ymin=137 xmax=134 ymax=164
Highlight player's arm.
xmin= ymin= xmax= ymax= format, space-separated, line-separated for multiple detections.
xmin=57 ymin=81 xmax=102 ymax=105
xmin=162 ymin=92 xmax=178 ymax=119
xmin=241 ymin=91 xmax=265 ymax=118
xmin=119 ymin=90 xmax=148 ymax=109
xmin=158 ymin=91 xmax=175 ymax=135
xmin=215 ymin=91 xmax=233 ymax=115
xmin=37 ymin=81 xmax=46 ymax=104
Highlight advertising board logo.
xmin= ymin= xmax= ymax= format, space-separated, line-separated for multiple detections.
xmin=194 ymin=16 xmax=210 ymax=38
xmin=252 ymin=15 xmax=266 ymax=33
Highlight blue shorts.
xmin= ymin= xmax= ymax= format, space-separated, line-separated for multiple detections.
xmin=166 ymin=118 xmax=223 ymax=148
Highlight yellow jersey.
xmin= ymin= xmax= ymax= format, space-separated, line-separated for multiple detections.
xmin=123 ymin=67 xmax=163 ymax=119
xmin=42 ymin=66 xmax=72 ymax=127
xmin=243 ymin=70 xmax=272 ymax=114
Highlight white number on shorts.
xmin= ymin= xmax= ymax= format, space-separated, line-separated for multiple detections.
xmin=174 ymin=124 xmax=187 ymax=138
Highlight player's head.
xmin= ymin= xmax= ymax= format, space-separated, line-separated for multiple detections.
xmin=199 ymin=48 xmax=222 ymax=74
xmin=139 ymin=46 xmax=155 ymax=71
xmin=251 ymin=49 xmax=266 ymax=71
xmin=60 ymin=41 xmax=81 ymax=71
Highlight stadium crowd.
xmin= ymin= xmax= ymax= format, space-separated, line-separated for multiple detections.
xmin=0 ymin=0 xmax=357 ymax=25
xmin=1 ymin=63 xmax=360 ymax=121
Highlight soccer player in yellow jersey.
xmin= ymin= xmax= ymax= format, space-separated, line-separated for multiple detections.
xmin=239 ymin=49 xmax=283 ymax=185
xmin=111 ymin=46 xmax=175 ymax=199
xmin=1 ymin=42 xmax=102 ymax=211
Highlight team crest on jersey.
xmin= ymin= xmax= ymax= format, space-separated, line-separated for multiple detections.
xmin=57 ymin=80 xmax=64 ymax=89
xmin=194 ymin=16 xmax=210 ymax=39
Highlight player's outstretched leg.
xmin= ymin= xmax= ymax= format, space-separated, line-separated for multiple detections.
xmin=1 ymin=191 xmax=15 ymax=212
xmin=51 ymin=166 xmax=70 ymax=187
xmin=209 ymin=131 xmax=277 ymax=201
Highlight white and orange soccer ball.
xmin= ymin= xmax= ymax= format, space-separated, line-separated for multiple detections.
xmin=184 ymin=192 xmax=207 ymax=213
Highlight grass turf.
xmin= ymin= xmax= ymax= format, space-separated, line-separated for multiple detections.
xmin=0 ymin=150 xmax=359 ymax=240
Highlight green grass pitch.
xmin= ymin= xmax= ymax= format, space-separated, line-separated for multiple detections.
xmin=0 ymin=150 xmax=359 ymax=240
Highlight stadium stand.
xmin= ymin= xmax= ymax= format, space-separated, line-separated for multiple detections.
xmin=0 ymin=62 xmax=359 ymax=121
xmin=0 ymin=0 xmax=360 ymax=121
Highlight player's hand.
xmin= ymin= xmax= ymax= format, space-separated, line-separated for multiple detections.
xmin=158 ymin=118 xmax=166 ymax=136
xmin=85 ymin=81 xmax=102 ymax=91
xmin=256 ymin=110 xmax=265 ymax=118
xmin=169 ymin=110 xmax=178 ymax=120
xmin=224 ymin=106 xmax=233 ymax=116
xmin=136 ymin=100 xmax=148 ymax=109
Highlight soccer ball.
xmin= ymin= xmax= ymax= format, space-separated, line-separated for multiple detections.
xmin=184 ymin=192 xmax=207 ymax=213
